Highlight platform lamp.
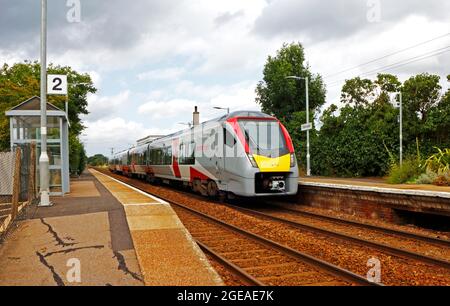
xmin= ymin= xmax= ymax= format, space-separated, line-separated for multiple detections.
xmin=39 ymin=0 xmax=51 ymax=206
xmin=213 ymin=106 xmax=230 ymax=115
xmin=285 ymin=76 xmax=311 ymax=177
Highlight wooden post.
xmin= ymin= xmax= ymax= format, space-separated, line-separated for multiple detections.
xmin=11 ymin=148 xmax=21 ymax=220
xmin=28 ymin=142 xmax=37 ymax=202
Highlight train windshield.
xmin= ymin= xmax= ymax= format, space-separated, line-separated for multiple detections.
xmin=238 ymin=119 xmax=289 ymax=158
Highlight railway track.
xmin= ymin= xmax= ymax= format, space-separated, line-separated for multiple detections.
xmin=94 ymin=168 xmax=450 ymax=285
xmin=166 ymin=200 xmax=378 ymax=286
xmin=225 ymin=204 xmax=450 ymax=270
xmin=265 ymin=201 xmax=450 ymax=247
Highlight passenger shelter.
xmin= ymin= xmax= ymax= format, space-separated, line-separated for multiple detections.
xmin=5 ymin=96 xmax=70 ymax=196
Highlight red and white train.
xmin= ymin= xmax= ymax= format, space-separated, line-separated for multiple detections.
xmin=109 ymin=110 xmax=299 ymax=197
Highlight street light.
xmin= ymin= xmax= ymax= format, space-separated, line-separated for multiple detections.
xmin=393 ymin=92 xmax=403 ymax=166
xmin=39 ymin=0 xmax=51 ymax=206
xmin=178 ymin=122 xmax=193 ymax=128
xmin=214 ymin=106 xmax=230 ymax=114
xmin=286 ymin=75 xmax=311 ymax=177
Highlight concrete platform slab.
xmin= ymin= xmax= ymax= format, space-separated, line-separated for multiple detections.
xmin=0 ymin=172 xmax=144 ymax=286
xmin=67 ymin=180 xmax=100 ymax=198
xmin=89 ymin=169 xmax=223 ymax=286
xmin=300 ymin=177 xmax=450 ymax=198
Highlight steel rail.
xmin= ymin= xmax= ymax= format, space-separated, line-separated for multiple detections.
xmin=195 ymin=240 xmax=266 ymax=286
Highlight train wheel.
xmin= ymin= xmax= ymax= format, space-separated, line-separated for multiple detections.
xmin=207 ymin=181 xmax=218 ymax=198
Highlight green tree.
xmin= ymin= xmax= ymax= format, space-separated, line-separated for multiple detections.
xmin=402 ymin=73 xmax=443 ymax=156
xmin=69 ymin=134 xmax=87 ymax=175
xmin=312 ymin=74 xmax=401 ymax=177
xmin=256 ymin=42 xmax=326 ymax=121
xmin=341 ymin=77 xmax=375 ymax=107
xmin=88 ymin=154 xmax=109 ymax=166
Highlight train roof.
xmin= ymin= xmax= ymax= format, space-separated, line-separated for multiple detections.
xmin=152 ymin=110 xmax=276 ymax=142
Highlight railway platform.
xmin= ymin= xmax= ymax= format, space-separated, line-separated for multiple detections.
xmin=0 ymin=169 xmax=223 ymax=286
xmin=89 ymin=169 xmax=223 ymax=286
xmin=297 ymin=177 xmax=450 ymax=222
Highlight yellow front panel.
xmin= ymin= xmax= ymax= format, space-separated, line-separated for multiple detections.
xmin=253 ymin=154 xmax=291 ymax=172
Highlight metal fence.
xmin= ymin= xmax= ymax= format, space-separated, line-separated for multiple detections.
xmin=0 ymin=143 xmax=37 ymax=233
xmin=0 ymin=151 xmax=14 ymax=204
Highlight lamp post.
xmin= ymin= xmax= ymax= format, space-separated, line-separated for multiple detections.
xmin=398 ymin=92 xmax=403 ymax=166
xmin=213 ymin=106 xmax=230 ymax=114
xmin=286 ymin=76 xmax=311 ymax=177
xmin=39 ymin=0 xmax=51 ymax=206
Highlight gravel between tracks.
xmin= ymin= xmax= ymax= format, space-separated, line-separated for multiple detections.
xmin=175 ymin=208 xmax=351 ymax=286
xmin=240 ymin=207 xmax=450 ymax=261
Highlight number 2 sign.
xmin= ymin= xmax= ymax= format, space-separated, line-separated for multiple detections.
xmin=47 ymin=74 xmax=68 ymax=95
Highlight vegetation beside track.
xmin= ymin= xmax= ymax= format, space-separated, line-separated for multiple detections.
xmin=256 ymin=43 xmax=450 ymax=182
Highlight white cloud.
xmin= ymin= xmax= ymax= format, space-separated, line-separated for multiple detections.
xmin=138 ymin=99 xmax=198 ymax=119
xmin=86 ymin=90 xmax=130 ymax=121
xmin=84 ymin=117 xmax=177 ymax=156
xmin=137 ymin=67 xmax=185 ymax=81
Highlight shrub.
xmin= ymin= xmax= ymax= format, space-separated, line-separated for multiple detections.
xmin=414 ymin=169 xmax=438 ymax=185
xmin=425 ymin=147 xmax=450 ymax=175
xmin=387 ymin=157 xmax=423 ymax=184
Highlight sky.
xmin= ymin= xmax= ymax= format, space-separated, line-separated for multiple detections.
xmin=1 ymin=0 xmax=449 ymax=157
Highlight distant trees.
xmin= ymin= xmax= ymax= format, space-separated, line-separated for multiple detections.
xmin=0 ymin=61 xmax=96 ymax=174
xmin=87 ymin=154 xmax=109 ymax=166
xmin=256 ymin=43 xmax=449 ymax=177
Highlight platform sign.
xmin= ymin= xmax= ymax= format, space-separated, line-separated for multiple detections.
xmin=301 ymin=123 xmax=312 ymax=131
xmin=47 ymin=74 xmax=68 ymax=95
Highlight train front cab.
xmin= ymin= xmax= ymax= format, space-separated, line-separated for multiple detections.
xmin=223 ymin=116 xmax=299 ymax=197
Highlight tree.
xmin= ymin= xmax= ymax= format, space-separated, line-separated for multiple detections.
xmin=341 ymin=77 xmax=376 ymax=107
xmin=256 ymin=42 xmax=326 ymax=121
xmin=69 ymin=134 xmax=87 ymax=175
xmin=312 ymin=74 xmax=404 ymax=177
xmin=401 ymin=73 xmax=443 ymax=156
xmin=402 ymin=73 xmax=441 ymax=124
xmin=88 ymin=154 xmax=109 ymax=166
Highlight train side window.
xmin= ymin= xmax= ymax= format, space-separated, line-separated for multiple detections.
xmin=179 ymin=141 xmax=195 ymax=165
xmin=165 ymin=146 xmax=172 ymax=165
xmin=224 ymin=128 xmax=236 ymax=147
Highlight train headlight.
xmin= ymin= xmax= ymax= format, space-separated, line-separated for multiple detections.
xmin=290 ymin=153 xmax=296 ymax=168
xmin=247 ymin=154 xmax=259 ymax=168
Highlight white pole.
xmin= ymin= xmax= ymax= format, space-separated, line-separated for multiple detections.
xmin=399 ymin=92 xmax=403 ymax=167
xmin=39 ymin=0 xmax=51 ymax=206
xmin=305 ymin=77 xmax=311 ymax=177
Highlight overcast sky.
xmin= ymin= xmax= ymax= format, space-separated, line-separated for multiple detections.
xmin=1 ymin=0 xmax=449 ymax=156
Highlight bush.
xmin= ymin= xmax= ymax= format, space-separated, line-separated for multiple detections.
xmin=425 ymin=147 xmax=450 ymax=175
xmin=414 ymin=170 xmax=438 ymax=185
xmin=387 ymin=157 xmax=423 ymax=184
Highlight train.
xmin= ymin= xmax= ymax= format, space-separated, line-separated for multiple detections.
xmin=109 ymin=110 xmax=299 ymax=198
